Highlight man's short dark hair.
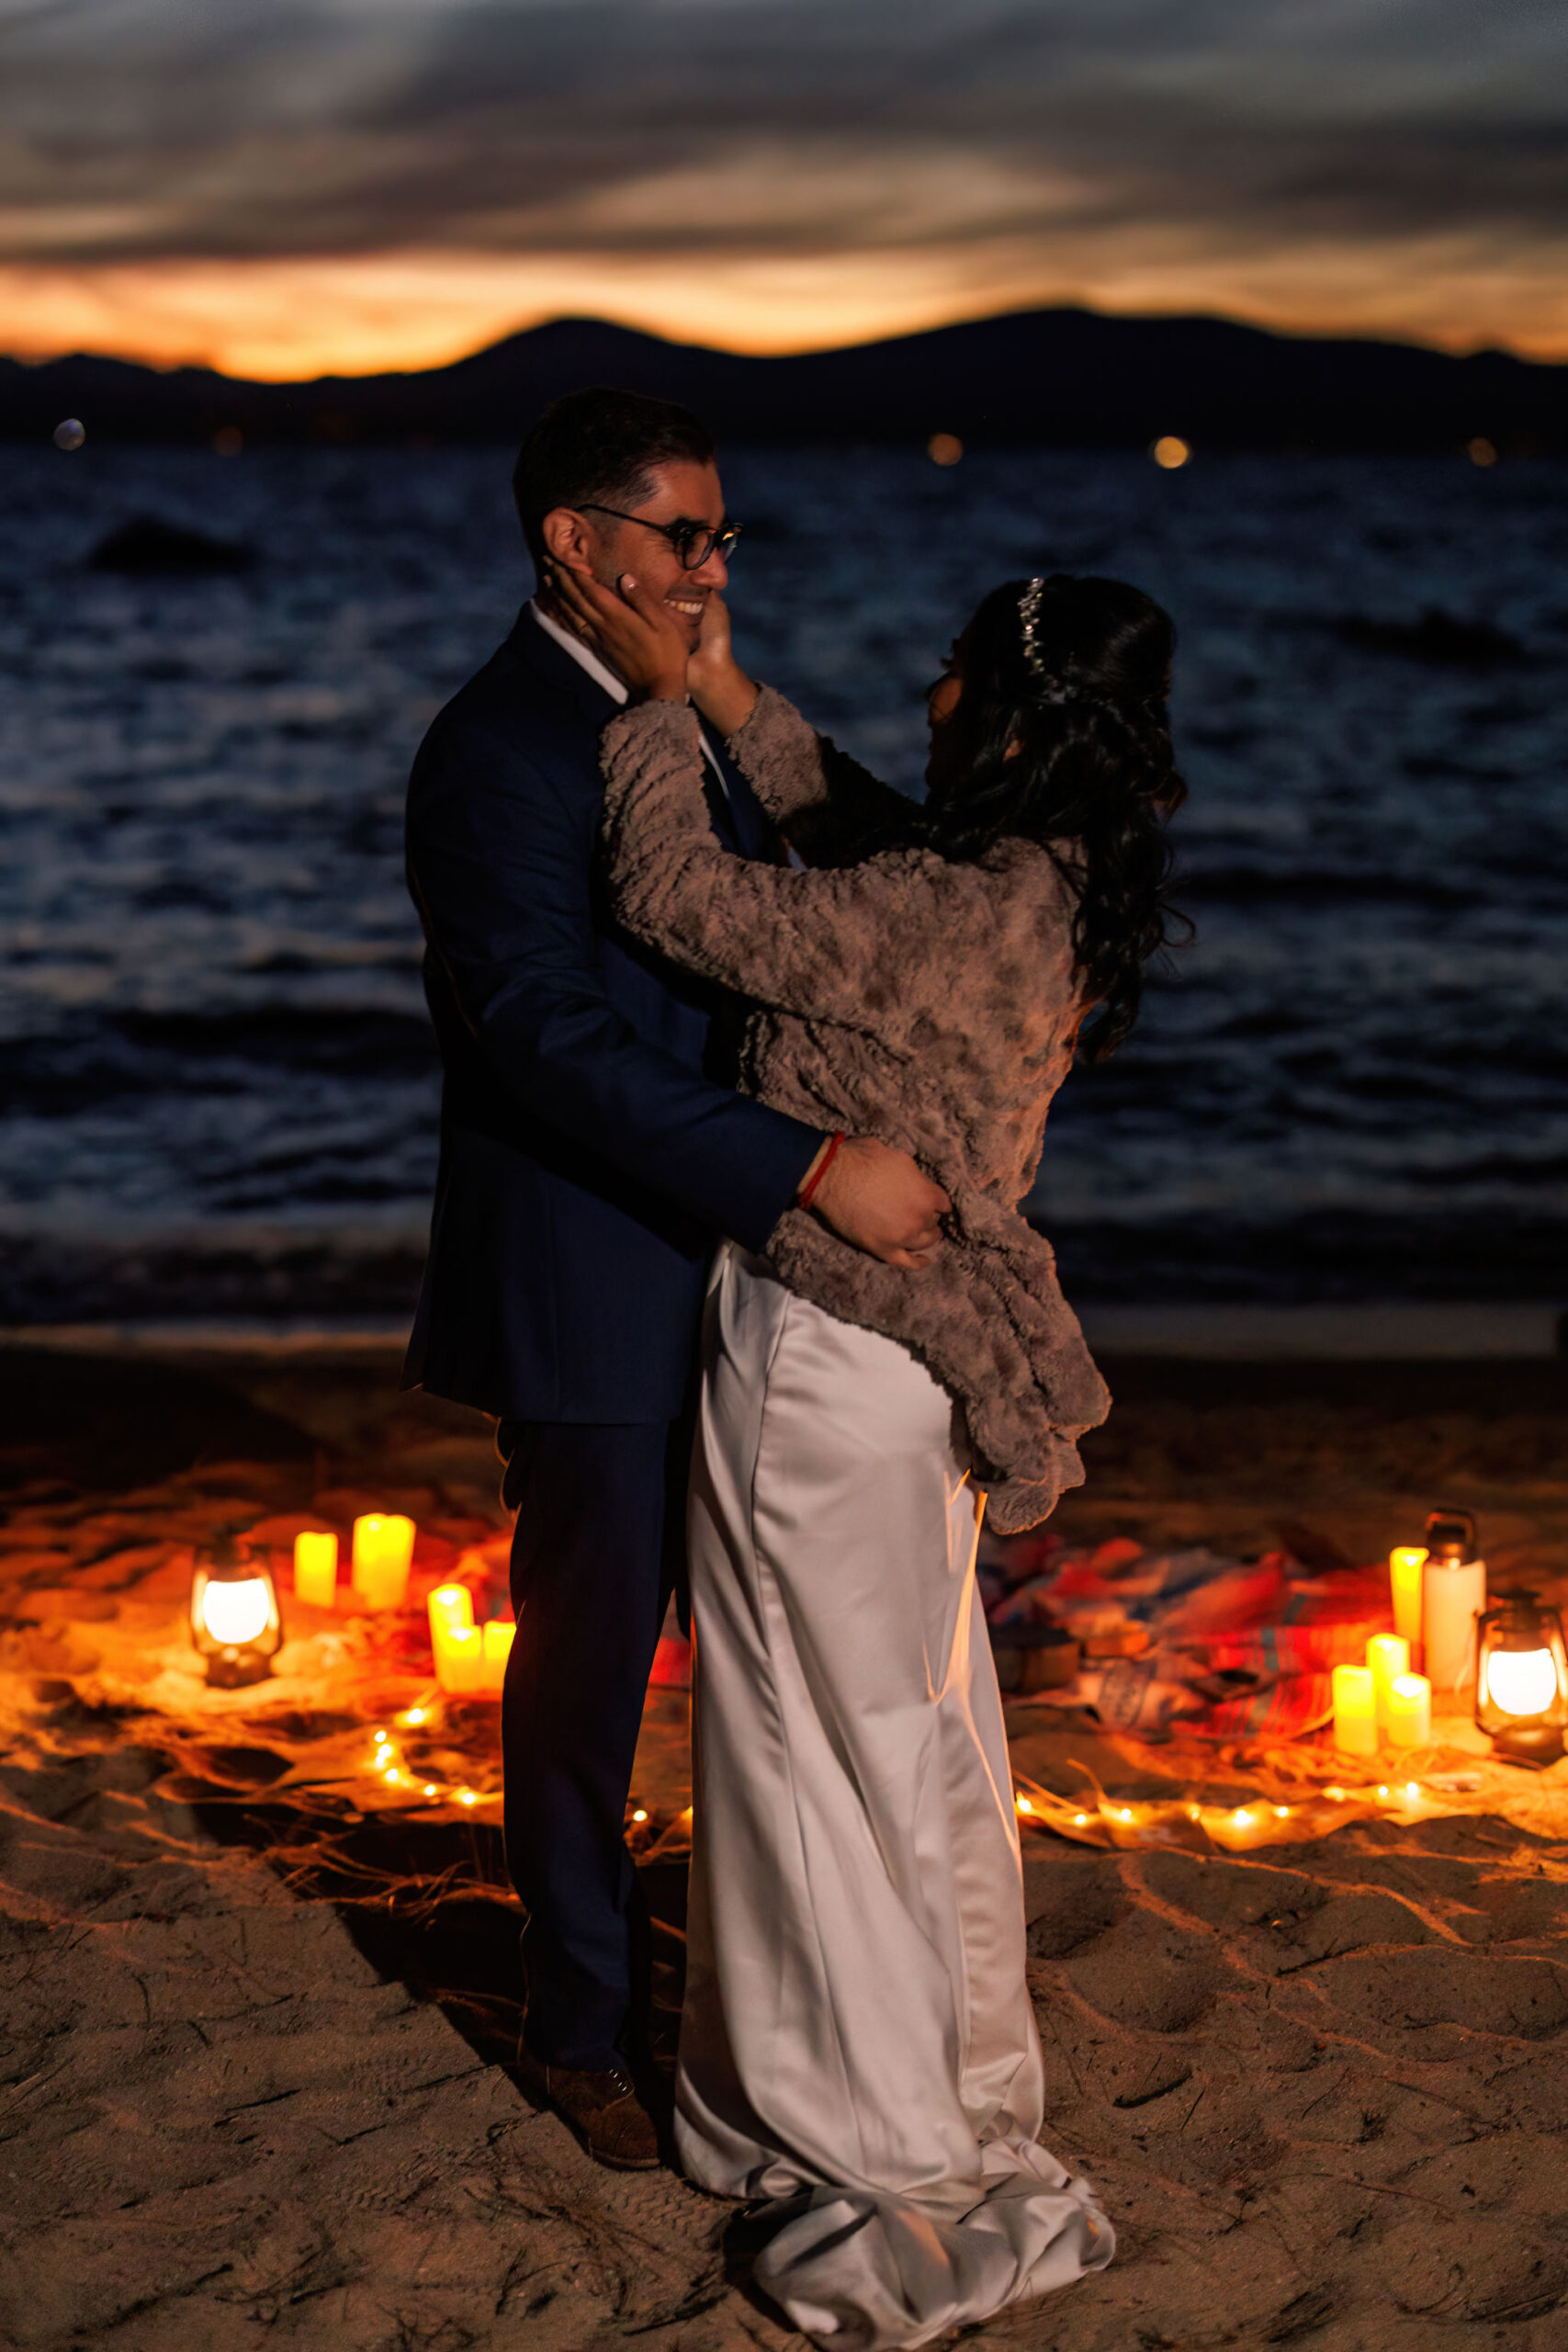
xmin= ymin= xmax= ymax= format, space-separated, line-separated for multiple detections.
xmin=513 ymin=387 xmax=716 ymax=566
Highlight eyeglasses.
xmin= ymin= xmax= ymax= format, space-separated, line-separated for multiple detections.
xmin=577 ymin=503 xmax=740 ymax=571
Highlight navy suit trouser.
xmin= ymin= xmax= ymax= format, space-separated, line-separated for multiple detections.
xmin=497 ymin=1416 xmax=689 ymax=2071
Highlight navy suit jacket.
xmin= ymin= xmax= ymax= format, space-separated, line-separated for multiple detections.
xmin=403 ymin=606 xmax=819 ymax=1422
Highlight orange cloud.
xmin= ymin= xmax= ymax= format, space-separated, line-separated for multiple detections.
xmin=5 ymin=229 xmax=1568 ymax=382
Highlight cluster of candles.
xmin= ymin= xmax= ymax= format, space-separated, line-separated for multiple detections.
xmin=426 ymin=1583 xmax=514 ymax=1695
xmin=1329 ymin=1524 xmax=1483 ymax=1757
xmin=291 ymin=1516 xmax=417 ymax=1612
xmin=292 ymin=1522 xmax=517 ymax=1695
xmin=193 ymin=1514 xmax=519 ymax=1701
xmin=1331 ymin=1517 xmax=1568 ymax=1768
xmin=1331 ymin=1634 xmax=1429 ymax=1756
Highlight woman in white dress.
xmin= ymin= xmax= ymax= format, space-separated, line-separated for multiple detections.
xmin=550 ymin=560 xmax=1186 ymax=2350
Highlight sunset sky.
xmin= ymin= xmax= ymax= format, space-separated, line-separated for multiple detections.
xmin=3 ymin=0 xmax=1565 ymax=381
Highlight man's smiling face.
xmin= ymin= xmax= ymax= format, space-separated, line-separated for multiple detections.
xmin=578 ymin=458 xmax=730 ymax=654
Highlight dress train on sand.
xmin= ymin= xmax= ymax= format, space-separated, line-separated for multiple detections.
xmin=675 ymin=1243 xmax=1112 ymax=2350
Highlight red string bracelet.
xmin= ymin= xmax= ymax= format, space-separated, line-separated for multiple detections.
xmin=797 ymin=1130 xmax=845 ymax=1214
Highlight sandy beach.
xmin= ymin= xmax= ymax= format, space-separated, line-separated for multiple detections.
xmin=4 ymin=1333 xmax=1566 ymax=2351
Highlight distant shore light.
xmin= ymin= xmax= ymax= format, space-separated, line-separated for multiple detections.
xmin=1151 ymin=435 xmax=1190 ymax=469
xmin=1467 ymin=436 xmax=1497 ymax=467
xmin=53 ymin=418 xmax=85 ymax=451
xmin=213 ymin=424 xmax=244 ymax=456
xmin=927 ymin=433 xmax=963 ymax=467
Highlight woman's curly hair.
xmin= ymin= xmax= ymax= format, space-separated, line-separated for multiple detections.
xmin=923 ymin=572 xmax=1188 ymax=1059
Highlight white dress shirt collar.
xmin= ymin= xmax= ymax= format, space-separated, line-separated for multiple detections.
xmin=526 ymin=592 xmax=739 ymax=816
xmin=529 ymin=594 xmax=627 ymax=706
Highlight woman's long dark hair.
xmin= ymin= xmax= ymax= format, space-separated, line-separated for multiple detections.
xmin=924 ymin=573 xmax=1188 ymax=1059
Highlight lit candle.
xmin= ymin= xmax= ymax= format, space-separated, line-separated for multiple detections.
xmin=428 ymin=1583 xmax=474 ymax=1685
xmin=1384 ymin=1671 xmax=1432 ymax=1748
xmin=1389 ymin=1546 xmax=1427 ymax=1649
xmin=436 ymin=1622 xmax=485 ymax=1695
xmin=481 ymin=1619 xmax=515 ymax=1693
xmin=1332 ymin=1663 xmax=1379 ymax=1756
xmin=293 ymin=1530 xmax=338 ymax=1609
xmin=351 ymin=1514 xmax=415 ymax=1611
xmin=1366 ymin=1633 xmax=1411 ymax=1728
xmin=428 ymin=1582 xmax=474 ymax=1642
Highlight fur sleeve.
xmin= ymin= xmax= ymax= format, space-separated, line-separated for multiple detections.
xmin=600 ymin=697 xmax=963 ymax=1025
xmin=728 ymin=685 xmax=916 ymax=866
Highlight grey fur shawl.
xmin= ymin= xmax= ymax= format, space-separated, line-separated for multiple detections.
xmin=600 ymin=685 xmax=1110 ymax=1530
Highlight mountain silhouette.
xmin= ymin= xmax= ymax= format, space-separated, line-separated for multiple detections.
xmin=4 ymin=309 xmax=1562 ymax=453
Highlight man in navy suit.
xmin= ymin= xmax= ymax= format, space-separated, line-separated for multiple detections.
xmin=405 ymin=390 xmax=947 ymax=2167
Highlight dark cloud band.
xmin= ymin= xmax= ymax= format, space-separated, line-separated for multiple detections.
xmin=1 ymin=0 xmax=1563 ymax=266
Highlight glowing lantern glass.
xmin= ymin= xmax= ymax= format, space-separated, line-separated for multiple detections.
xmin=1474 ymin=1590 xmax=1568 ymax=1768
xmin=190 ymin=1532 xmax=283 ymax=1688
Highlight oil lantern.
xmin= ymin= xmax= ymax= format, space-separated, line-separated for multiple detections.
xmin=190 ymin=1530 xmax=283 ymax=1689
xmin=1475 ymin=1589 xmax=1568 ymax=1768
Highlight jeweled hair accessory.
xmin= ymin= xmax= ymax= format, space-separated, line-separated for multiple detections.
xmin=1018 ymin=576 xmax=1047 ymax=678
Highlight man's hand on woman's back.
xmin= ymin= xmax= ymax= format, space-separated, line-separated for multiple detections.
xmin=809 ymin=1136 xmax=950 ymax=1270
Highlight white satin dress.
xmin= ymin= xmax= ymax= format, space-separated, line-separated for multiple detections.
xmin=675 ymin=1243 xmax=1112 ymax=2351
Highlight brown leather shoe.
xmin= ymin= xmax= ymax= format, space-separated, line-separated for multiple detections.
xmin=515 ymin=2044 xmax=663 ymax=2171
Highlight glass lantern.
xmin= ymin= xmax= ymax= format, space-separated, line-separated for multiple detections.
xmin=190 ymin=1530 xmax=283 ymax=1689
xmin=1475 ymin=1590 xmax=1568 ymax=1768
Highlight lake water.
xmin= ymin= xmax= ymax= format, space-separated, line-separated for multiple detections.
xmin=2 ymin=440 xmax=1563 ymax=1325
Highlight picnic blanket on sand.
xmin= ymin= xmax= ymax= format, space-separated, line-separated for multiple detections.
xmin=983 ymin=1534 xmax=1391 ymax=1740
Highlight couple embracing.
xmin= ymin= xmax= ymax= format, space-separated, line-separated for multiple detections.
xmin=404 ymin=389 xmax=1184 ymax=2349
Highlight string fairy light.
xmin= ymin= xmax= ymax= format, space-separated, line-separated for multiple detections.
xmin=351 ymin=1716 xmax=500 ymax=1814
xmin=1008 ymin=1762 xmax=1443 ymax=1854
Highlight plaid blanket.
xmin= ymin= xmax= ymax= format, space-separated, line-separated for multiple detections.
xmin=984 ymin=1536 xmax=1390 ymax=1740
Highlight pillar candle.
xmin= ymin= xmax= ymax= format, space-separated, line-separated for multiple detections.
xmin=1384 ymin=1671 xmax=1432 ymax=1748
xmin=1366 ymin=1633 xmax=1411 ymax=1728
xmin=481 ymin=1619 xmax=515 ymax=1693
xmin=293 ymin=1530 xmax=338 ymax=1609
xmin=428 ymin=1582 xmax=474 ymax=1643
xmin=436 ymin=1622 xmax=486 ymax=1695
xmin=428 ymin=1584 xmax=475 ymax=1685
xmin=1423 ymin=1554 xmax=1486 ymax=1691
xmin=1389 ymin=1546 xmax=1427 ymax=1649
xmin=1332 ymin=1663 xmax=1380 ymax=1756
xmin=351 ymin=1513 xmax=415 ymax=1611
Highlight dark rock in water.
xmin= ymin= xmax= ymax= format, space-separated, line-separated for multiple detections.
xmin=1336 ymin=608 xmax=1526 ymax=665
xmin=88 ymin=515 xmax=254 ymax=574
